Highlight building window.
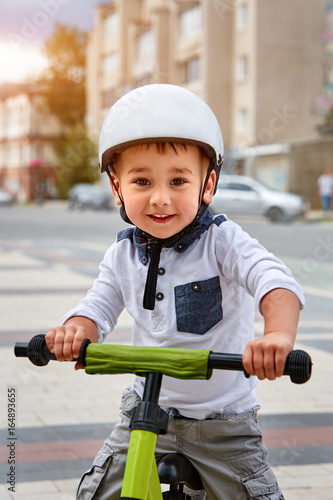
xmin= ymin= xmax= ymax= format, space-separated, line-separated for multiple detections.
xmin=134 ymin=30 xmax=155 ymax=76
xmin=179 ymin=4 xmax=202 ymax=39
xmin=8 ymin=143 xmax=19 ymax=167
xmin=236 ymin=3 xmax=249 ymax=31
xmin=103 ymin=53 xmax=119 ymax=75
xmin=103 ymin=13 xmax=119 ymax=38
xmin=183 ymin=57 xmax=201 ymax=83
xmin=235 ymin=108 xmax=248 ymax=134
xmin=137 ymin=30 xmax=155 ymax=61
xmin=236 ymin=55 xmax=248 ymax=82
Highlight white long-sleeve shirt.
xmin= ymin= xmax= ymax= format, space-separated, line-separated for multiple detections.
xmin=62 ymin=210 xmax=304 ymax=419
xmin=317 ymin=173 xmax=333 ymax=196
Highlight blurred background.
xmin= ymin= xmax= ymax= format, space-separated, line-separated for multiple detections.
xmin=0 ymin=0 xmax=333 ymax=210
xmin=1 ymin=3 xmax=333 ymax=499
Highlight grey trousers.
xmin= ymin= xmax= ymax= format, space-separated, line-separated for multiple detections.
xmin=76 ymin=387 xmax=284 ymax=500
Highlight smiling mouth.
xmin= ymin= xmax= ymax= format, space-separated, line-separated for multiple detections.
xmin=148 ymin=214 xmax=174 ymax=223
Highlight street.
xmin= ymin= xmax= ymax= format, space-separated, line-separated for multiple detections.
xmin=0 ymin=203 xmax=333 ymax=499
xmin=1 ymin=204 xmax=332 ymax=336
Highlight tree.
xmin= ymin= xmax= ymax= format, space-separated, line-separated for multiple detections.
xmin=38 ymin=24 xmax=98 ymax=197
xmin=55 ymin=124 xmax=99 ymax=199
xmin=38 ymin=23 xmax=87 ymax=126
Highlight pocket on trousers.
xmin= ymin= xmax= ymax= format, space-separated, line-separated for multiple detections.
xmin=76 ymin=449 xmax=113 ymax=499
xmin=242 ymin=466 xmax=282 ymax=499
xmin=174 ymin=276 xmax=222 ymax=335
xmin=119 ymin=386 xmax=141 ymax=418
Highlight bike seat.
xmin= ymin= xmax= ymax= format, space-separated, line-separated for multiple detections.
xmin=157 ymin=453 xmax=204 ymax=490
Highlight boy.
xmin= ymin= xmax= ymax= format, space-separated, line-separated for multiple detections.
xmin=46 ymin=84 xmax=304 ymax=499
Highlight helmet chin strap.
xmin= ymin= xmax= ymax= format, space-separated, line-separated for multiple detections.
xmin=106 ymin=167 xmax=133 ymax=224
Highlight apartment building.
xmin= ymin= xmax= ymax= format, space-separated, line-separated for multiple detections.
xmin=0 ymin=83 xmax=60 ymax=201
xmin=316 ymin=0 xmax=333 ymax=128
xmin=86 ymin=0 xmax=328 ymax=192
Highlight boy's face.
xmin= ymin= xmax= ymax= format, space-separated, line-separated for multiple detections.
xmin=110 ymin=143 xmax=216 ymax=239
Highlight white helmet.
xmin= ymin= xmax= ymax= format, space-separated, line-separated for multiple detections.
xmin=99 ymin=83 xmax=224 ymax=177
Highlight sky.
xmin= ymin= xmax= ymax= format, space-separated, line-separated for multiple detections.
xmin=0 ymin=0 xmax=110 ymax=84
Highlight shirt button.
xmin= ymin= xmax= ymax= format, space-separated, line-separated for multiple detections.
xmin=147 ymin=243 xmax=153 ymax=251
xmin=177 ymin=244 xmax=183 ymax=251
xmin=192 ymin=283 xmax=200 ymax=292
xmin=158 ymin=267 xmax=165 ymax=275
xmin=156 ymin=292 xmax=164 ymax=301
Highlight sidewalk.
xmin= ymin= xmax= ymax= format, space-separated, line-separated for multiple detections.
xmin=1 ymin=229 xmax=333 ymax=499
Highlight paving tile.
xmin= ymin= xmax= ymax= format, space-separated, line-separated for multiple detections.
xmin=11 ymin=479 xmax=75 ymax=500
xmin=281 ymin=488 xmax=333 ymax=500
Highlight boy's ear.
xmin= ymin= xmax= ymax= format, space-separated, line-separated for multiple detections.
xmin=202 ymin=170 xmax=216 ymax=205
xmin=109 ymin=171 xmax=122 ymax=206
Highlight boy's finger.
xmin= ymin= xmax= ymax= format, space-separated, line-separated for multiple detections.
xmin=62 ymin=326 xmax=80 ymax=361
xmin=45 ymin=328 xmax=57 ymax=353
xmin=251 ymin=348 xmax=266 ymax=380
xmin=275 ymin=349 xmax=289 ymax=378
xmin=75 ymin=361 xmax=85 ymax=371
xmin=262 ymin=346 xmax=278 ymax=380
xmin=53 ymin=328 xmax=67 ymax=361
xmin=72 ymin=329 xmax=85 ymax=359
xmin=242 ymin=346 xmax=255 ymax=376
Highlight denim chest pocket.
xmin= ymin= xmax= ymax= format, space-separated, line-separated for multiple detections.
xmin=174 ymin=276 xmax=223 ymax=335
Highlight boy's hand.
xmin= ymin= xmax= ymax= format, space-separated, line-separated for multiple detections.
xmin=45 ymin=317 xmax=98 ymax=370
xmin=242 ymin=333 xmax=294 ymax=380
xmin=243 ymin=288 xmax=300 ymax=380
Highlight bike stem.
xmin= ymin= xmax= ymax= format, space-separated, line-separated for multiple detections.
xmin=143 ymin=372 xmax=163 ymax=404
xmin=130 ymin=372 xmax=169 ymax=435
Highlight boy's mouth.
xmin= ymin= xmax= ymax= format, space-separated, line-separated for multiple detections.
xmin=148 ymin=214 xmax=174 ymax=223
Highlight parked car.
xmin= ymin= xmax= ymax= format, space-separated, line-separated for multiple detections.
xmin=0 ymin=187 xmax=15 ymax=206
xmin=68 ymin=183 xmax=113 ymax=210
xmin=210 ymin=175 xmax=309 ymax=222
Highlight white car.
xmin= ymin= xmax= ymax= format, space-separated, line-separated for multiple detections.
xmin=0 ymin=188 xmax=15 ymax=206
xmin=210 ymin=175 xmax=309 ymax=222
xmin=67 ymin=183 xmax=114 ymax=210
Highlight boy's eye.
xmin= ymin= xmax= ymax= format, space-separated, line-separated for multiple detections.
xmin=171 ymin=178 xmax=185 ymax=186
xmin=135 ymin=178 xmax=150 ymax=185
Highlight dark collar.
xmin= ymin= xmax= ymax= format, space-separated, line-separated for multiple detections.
xmin=117 ymin=209 xmax=226 ymax=265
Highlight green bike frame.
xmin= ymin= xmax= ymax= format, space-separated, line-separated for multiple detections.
xmin=121 ymin=429 xmax=162 ymax=500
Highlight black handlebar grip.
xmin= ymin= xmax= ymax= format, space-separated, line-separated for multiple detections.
xmin=14 ymin=334 xmax=90 ymax=367
xmin=15 ymin=334 xmax=56 ymax=366
xmin=283 ymin=349 xmax=312 ymax=384
xmin=208 ymin=349 xmax=312 ymax=384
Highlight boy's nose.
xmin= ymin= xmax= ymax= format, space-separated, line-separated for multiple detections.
xmin=150 ymin=186 xmax=171 ymax=207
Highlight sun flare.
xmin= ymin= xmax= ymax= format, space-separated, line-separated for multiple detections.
xmin=0 ymin=41 xmax=48 ymax=84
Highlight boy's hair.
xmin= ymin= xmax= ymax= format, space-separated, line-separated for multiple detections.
xmin=111 ymin=142 xmax=210 ymax=170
